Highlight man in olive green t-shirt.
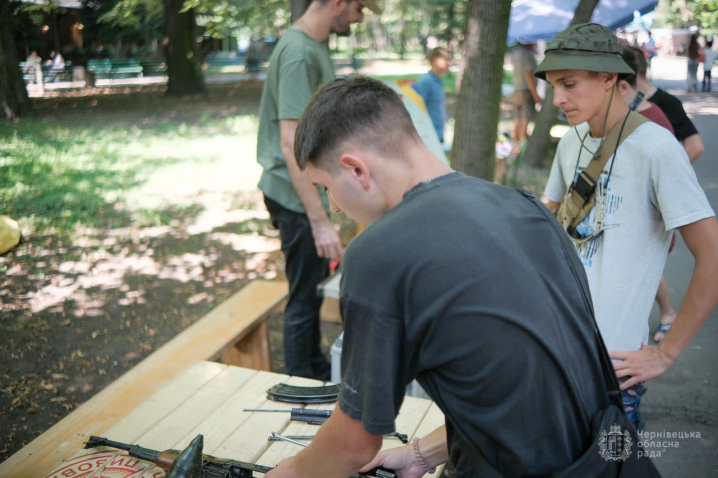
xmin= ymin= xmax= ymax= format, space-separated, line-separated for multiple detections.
xmin=256 ymin=0 xmax=380 ymax=380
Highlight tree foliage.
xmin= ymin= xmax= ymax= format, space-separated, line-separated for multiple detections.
xmin=691 ymin=0 xmax=718 ymax=35
xmin=654 ymin=0 xmax=718 ymax=34
xmin=184 ymin=0 xmax=290 ymax=38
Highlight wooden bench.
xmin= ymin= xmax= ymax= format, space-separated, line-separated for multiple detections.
xmin=0 ymin=279 xmax=288 ymax=478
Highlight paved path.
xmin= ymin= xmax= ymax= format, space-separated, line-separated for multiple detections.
xmin=642 ymin=56 xmax=718 ymax=477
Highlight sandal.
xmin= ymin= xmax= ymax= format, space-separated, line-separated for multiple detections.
xmin=653 ymin=322 xmax=672 ymax=343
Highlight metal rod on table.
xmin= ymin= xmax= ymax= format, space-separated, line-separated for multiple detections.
xmin=268 ymin=435 xmax=314 ymax=442
xmin=270 ymin=432 xmax=309 ymax=448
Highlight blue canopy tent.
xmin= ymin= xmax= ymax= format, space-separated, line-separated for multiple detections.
xmin=507 ymin=0 xmax=658 ymax=45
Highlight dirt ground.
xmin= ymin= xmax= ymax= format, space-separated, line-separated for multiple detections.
xmin=0 ymin=81 xmax=349 ymax=463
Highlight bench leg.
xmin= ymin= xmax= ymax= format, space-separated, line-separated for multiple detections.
xmin=221 ymin=321 xmax=271 ymax=371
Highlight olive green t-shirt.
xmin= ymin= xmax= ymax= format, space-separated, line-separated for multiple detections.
xmin=256 ymin=27 xmax=334 ymax=214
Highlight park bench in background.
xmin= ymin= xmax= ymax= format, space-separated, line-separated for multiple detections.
xmin=0 ymin=279 xmax=288 ymax=478
xmin=87 ymin=58 xmax=144 ymax=79
xmin=43 ymin=61 xmax=73 ymax=82
xmin=19 ymin=62 xmax=72 ymax=84
xmin=332 ymin=57 xmax=364 ymax=71
xmin=202 ymin=53 xmax=247 ymax=73
xmin=139 ymin=60 xmax=167 ymax=76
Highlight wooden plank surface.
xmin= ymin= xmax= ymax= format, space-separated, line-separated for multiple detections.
xmin=1 ymin=280 xmax=287 ymax=478
xmin=136 ymin=365 xmax=257 ymax=451
xmin=37 ymin=362 xmax=446 ymax=477
xmin=103 ymin=361 xmax=229 ymax=443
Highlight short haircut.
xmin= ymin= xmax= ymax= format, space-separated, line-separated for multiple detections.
xmin=295 ymin=75 xmax=421 ymax=171
xmin=620 ymin=48 xmax=639 ymax=87
xmin=429 ymin=47 xmax=451 ymax=63
xmin=626 ymin=46 xmax=648 ymax=78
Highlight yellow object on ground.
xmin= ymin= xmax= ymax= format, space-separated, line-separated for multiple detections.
xmin=0 ymin=215 xmax=21 ymax=254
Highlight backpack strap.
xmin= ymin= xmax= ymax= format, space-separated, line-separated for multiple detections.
xmin=520 ymin=189 xmax=624 ymax=407
xmin=561 ymin=111 xmax=649 ymax=236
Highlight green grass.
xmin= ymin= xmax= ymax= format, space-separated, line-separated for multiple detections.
xmin=0 ymin=110 xmax=262 ymax=238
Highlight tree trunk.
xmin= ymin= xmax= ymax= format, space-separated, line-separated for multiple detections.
xmin=523 ymin=0 xmax=600 ymax=166
xmin=0 ymin=0 xmax=31 ymax=120
xmin=291 ymin=0 xmax=312 ymax=23
xmin=452 ymin=0 xmax=512 ymax=180
xmin=164 ymin=0 xmax=204 ymax=96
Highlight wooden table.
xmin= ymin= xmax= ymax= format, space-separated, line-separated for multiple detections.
xmin=43 ymin=361 xmax=445 ymax=477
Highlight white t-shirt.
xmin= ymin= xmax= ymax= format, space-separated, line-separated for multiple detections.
xmin=703 ymin=48 xmax=717 ymax=71
xmin=544 ymin=121 xmax=714 ymax=353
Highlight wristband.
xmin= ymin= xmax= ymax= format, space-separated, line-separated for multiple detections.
xmin=412 ymin=437 xmax=436 ymax=474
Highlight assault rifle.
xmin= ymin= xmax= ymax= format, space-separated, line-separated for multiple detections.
xmin=85 ymin=435 xmax=270 ymax=478
xmin=85 ymin=434 xmax=396 ymax=478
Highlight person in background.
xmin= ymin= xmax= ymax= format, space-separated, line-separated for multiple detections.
xmin=539 ymin=23 xmax=718 ymax=430
xmin=510 ymin=43 xmax=542 ymax=153
xmin=255 ymin=0 xmax=377 ymax=381
xmin=687 ymin=34 xmax=700 ymax=93
xmin=643 ymin=30 xmax=658 ymax=68
xmin=632 ymin=47 xmax=705 ymax=164
xmin=701 ymin=38 xmax=715 ymax=92
xmin=412 ymin=47 xmax=452 ymax=150
xmin=618 ymin=48 xmax=673 ymax=132
xmin=23 ymin=50 xmax=43 ymax=87
xmin=47 ymin=50 xmax=65 ymax=69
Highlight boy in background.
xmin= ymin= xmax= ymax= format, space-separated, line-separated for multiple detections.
xmin=412 ymin=47 xmax=452 ymax=150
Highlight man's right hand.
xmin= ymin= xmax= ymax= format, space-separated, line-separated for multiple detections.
xmin=359 ymin=445 xmax=426 ymax=478
xmin=310 ymin=216 xmax=344 ymax=260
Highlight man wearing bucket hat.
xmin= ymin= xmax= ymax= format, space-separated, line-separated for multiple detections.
xmin=539 ymin=23 xmax=718 ymax=429
xmin=256 ymin=0 xmax=380 ymax=381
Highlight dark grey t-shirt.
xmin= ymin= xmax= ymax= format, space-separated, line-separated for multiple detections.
xmin=337 ymin=172 xmax=608 ymax=476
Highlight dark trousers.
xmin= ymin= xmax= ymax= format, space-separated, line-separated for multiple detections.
xmin=703 ymin=70 xmax=712 ymax=92
xmin=264 ymin=196 xmax=331 ymax=380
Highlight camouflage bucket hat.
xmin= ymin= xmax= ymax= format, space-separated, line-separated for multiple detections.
xmin=535 ymin=23 xmax=634 ymax=80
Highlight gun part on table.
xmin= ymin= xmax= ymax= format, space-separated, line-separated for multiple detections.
xmin=265 ymin=382 xmax=340 ymax=404
xmin=243 ymin=407 xmax=332 ymax=425
xmin=84 ymin=434 xmax=272 ymax=477
xmin=267 ymin=431 xmax=409 ymax=444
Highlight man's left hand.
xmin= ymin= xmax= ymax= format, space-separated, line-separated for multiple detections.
xmin=609 ymin=344 xmax=675 ymax=390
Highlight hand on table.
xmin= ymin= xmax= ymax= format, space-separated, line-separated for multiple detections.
xmin=359 ymin=445 xmax=426 ymax=478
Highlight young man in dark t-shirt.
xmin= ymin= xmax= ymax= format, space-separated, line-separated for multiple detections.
xmin=264 ymin=75 xmax=610 ymax=477
xmin=632 ymin=50 xmax=705 ymax=164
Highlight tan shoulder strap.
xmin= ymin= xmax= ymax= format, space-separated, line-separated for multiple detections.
xmin=560 ymin=111 xmax=649 ymax=235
